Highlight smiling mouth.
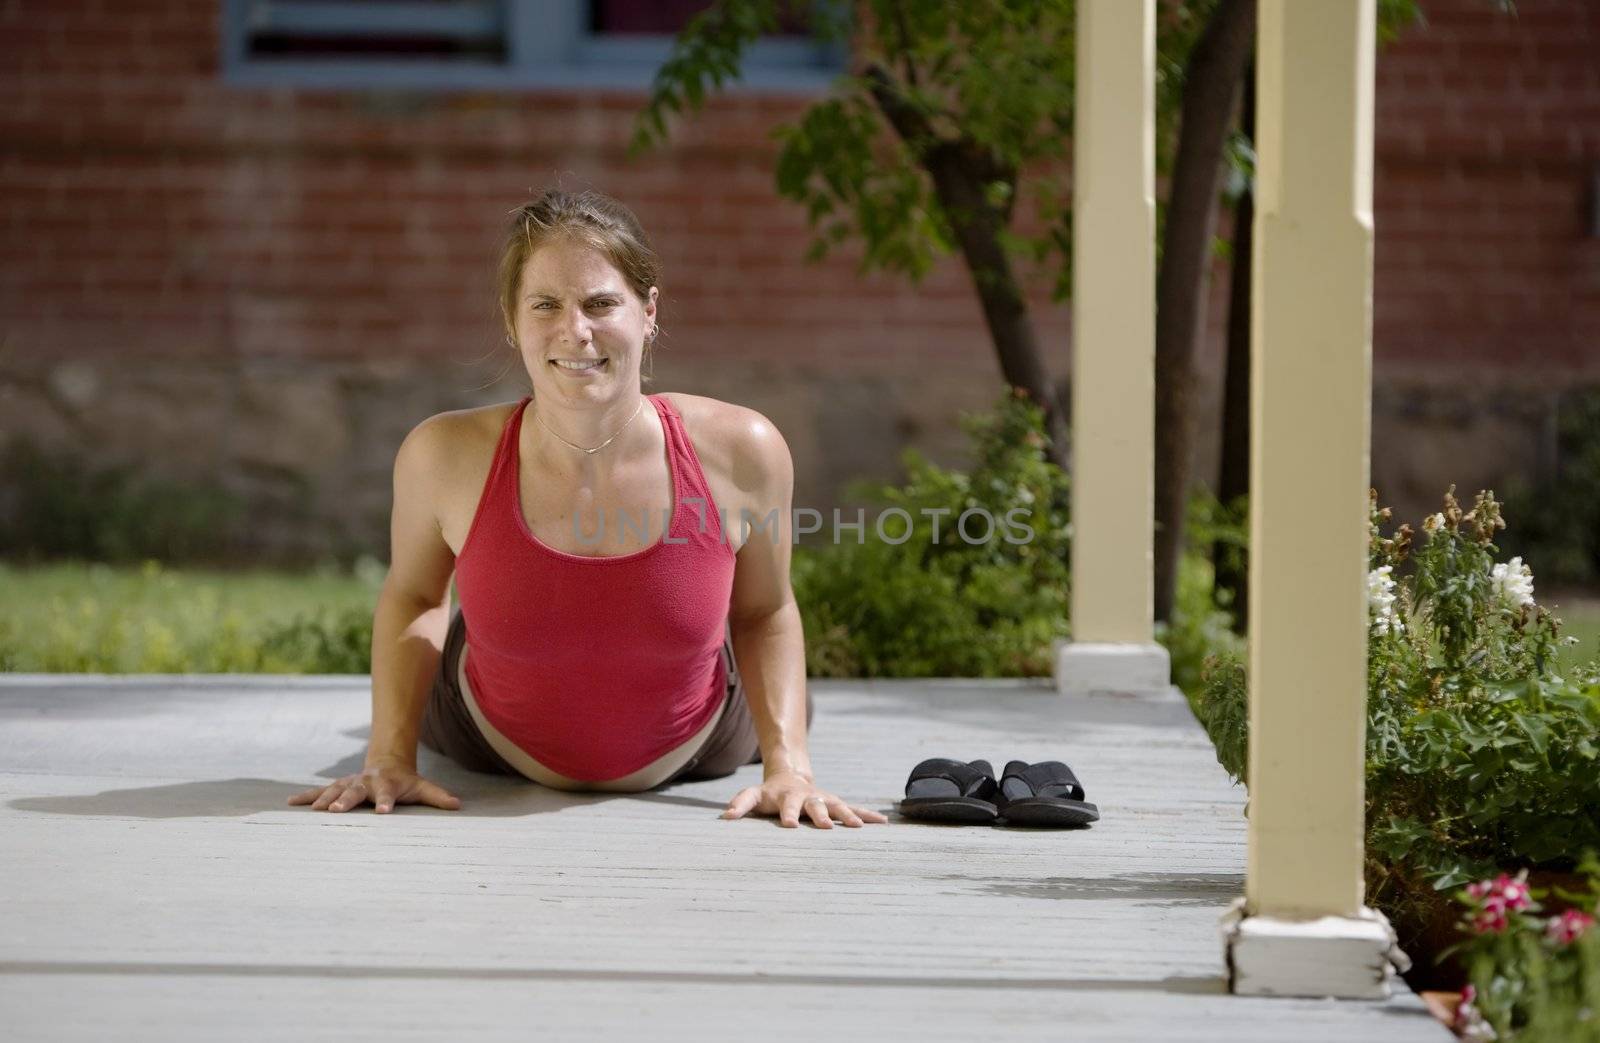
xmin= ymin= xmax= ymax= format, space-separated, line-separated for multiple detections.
xmin=551 ymin=358 xmax=608 ymax=372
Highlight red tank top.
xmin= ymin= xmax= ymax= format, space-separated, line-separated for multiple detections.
xmin=453 ymin=394 xmax=737 ymax=782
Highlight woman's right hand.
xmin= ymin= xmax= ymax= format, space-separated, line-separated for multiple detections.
xmin=287 ymin=759 xmax=461 ymax=814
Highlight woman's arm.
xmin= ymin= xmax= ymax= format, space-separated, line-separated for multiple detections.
xmin=367 ymin=589 xmax=450 ymax=769
xmin=368 ymin=417 xmax=459 ymax=768
xmin=289 ymin=573 xmax=461 ymax=813
xmin=288 ymin=417 xmax=463 ymax=813
xmin=726 ymin=417 xmax=810 ymax=781
xmin=720 ymin=410 xmax=885 ymax=829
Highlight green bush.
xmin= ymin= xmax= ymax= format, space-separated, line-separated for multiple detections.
xmin=792 ymin=388 xmax=1072 ymax=677
xmin=256 ymin=605 xmax=374 ymax=674
xmin=1192 ymin=486 xmax=1600 ymax=982
xmin=0 ymin=437 xmax=249 ymax=565
xmin=1362 ymin=489 xmax=1600 ymax=891
xmin=791 ymin=388 xmax=1242 ymax=680
xmin=1163 ymin=490 xmax=1246 ymax=699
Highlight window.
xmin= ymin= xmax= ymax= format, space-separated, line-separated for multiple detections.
xmin=221 ymin=0 xmax=848 ymax=92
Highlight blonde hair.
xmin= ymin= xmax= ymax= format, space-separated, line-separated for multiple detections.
xmin=496 ymin=189 xmax=663 ymax=379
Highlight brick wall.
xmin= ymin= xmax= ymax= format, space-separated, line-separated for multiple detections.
xmin=1 ymin=0 xmax=1595 ymax=560
xmin=1368 ymin=0 xmax=1599 ymax=522
xmin=1165 ymin=0 xmax=1599 ymax=523
xmin=1375 ymin=0 xmax=1598 ymax=375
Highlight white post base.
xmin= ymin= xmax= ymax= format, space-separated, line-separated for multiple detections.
xmin=1053 ymin=640 xmax=1172 ymax=698
xmin=1220 ymin=899 xmax=1412 ymax=999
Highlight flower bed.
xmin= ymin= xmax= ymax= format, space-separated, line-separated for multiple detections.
xmin=1192 ymin=487 xmax=1600 ymax=1019
xmin=1442 ymin=866 xmax=1600 ymax=1041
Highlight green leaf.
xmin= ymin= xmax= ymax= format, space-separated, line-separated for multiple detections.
xmin=1514 ymin=712 xmax=1552 ymax=756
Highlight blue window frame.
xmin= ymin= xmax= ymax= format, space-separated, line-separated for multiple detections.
xmin=220 ymin=1 xmax=849 ymax=93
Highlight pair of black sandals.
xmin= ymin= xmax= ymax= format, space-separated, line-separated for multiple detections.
xmin=899 ymin=758 xmax=1100 ymax=827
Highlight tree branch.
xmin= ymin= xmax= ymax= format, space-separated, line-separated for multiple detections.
xmin=888 ymin=0 xmax=920 ymax=89
xmin=862 ymin=61 xmax=939 ymax=152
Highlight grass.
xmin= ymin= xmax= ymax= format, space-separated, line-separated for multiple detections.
xmin=1 ymin=559 xmax=1597 ymax=677
xmin=0 ymin=558 xmax=387 ymax=673
xmin=1547 ymin=591 xmax=1600 ymax=676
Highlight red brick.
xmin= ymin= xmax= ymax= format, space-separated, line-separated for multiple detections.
xmin=3 ymin=0 xmax=1595 ymax=383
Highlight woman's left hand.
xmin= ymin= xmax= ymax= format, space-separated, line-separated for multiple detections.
xmin=721 ymin=770 xmax=889 ymax=829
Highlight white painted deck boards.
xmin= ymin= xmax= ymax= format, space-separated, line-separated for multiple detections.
xmin=0 ymin=676 xmax=1447 ymax=1041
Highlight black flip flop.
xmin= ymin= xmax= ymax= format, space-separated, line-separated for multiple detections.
xmin=898 ymin=758 xmax=1000 ymax=824
xmin=997 ymin=760 xmax=1100 ymax=827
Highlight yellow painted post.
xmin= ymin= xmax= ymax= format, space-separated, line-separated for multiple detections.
xmin=1058 ymin=0 xmax=1169 ymax=697
xmin=1223 ymin=0 xmax=1402 ymax=1000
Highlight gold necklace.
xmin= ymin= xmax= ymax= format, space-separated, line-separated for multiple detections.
xmin=531 ymin=396 xmax=646 ymax=455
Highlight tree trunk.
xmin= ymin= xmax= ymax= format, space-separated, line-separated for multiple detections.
xmin=864 ymin=64 xmax=1072 ymax=473
xmin=1215 ymin=67 xmax=1255 ymax=635
xmin=1152 ymin=0 xmax=1257 ymax=624
xmin=924 ymin=147 xmax=1072 ymax=471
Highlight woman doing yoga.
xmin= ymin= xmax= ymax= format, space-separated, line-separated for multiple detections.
xmin=288 ymin=189 xmax=885 ymax=830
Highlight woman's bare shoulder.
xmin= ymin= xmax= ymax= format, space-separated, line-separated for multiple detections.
xmin=658 ymin=392 xmax=778 ymax=441
xmin=658 ymin=392 xmax=791 ymax=491
xmin=401 ymin=399 xmax=524 ymax=556
xmin=408 ymin=399 xmax=522 ymax=452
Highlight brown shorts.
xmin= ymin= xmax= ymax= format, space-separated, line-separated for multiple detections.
xmin=418 ymin=607 xmax=813 ymax=786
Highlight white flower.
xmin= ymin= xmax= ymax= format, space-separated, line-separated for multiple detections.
xmin=1422 ymin=512 xmax=1446 ymax=534
xmin=1368 ymin=565 xmax=1402 ymax=635
xmin=1489 ymin=556 xmax=1535 ymax=610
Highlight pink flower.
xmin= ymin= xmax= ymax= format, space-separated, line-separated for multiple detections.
xmin=1472 ymin=907 xmax=1508 ymax=934
xmin=1466 ymin=872 xmax=1532 ymax=912
xmin=1546 ymin=909 xmax=1595 ymax=946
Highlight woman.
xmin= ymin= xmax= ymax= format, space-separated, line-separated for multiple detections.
xmin=289 ymin=189 xmax=885 ymax=831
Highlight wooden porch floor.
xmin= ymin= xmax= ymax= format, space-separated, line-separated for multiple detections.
xmin=0 ymin=675 xmax=1447 ymax=1041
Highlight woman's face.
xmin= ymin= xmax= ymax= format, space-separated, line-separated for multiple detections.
xmin=513 ymin=237 xmax=657 ymax=404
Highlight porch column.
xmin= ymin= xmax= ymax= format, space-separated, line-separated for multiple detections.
xmin=1056 ymin=0 xmax=1170 ymax=698
xmin=1220 ymin=0 xmax=1401 ymax=999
